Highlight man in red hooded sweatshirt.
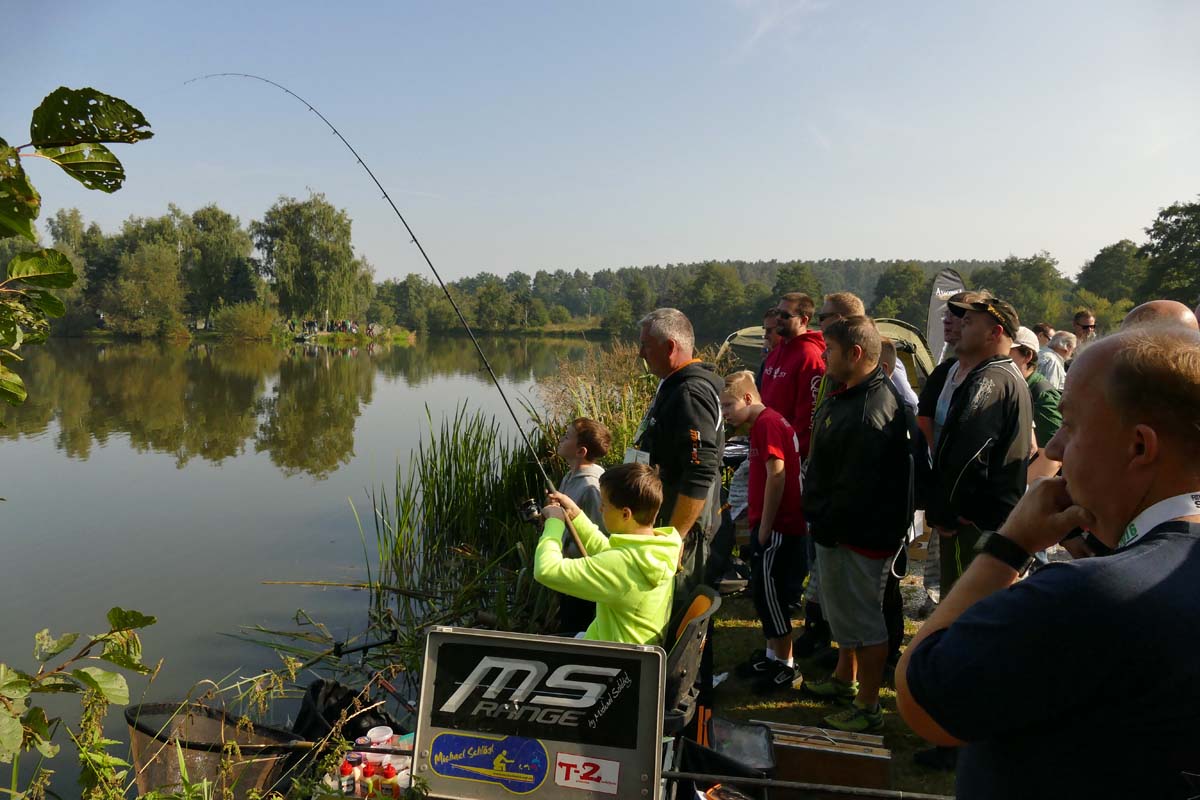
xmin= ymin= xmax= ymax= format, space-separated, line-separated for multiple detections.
xmin=760 ymin=292 xmax=827 ymax=460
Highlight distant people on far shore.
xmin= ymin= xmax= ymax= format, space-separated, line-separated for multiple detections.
xmin=1121 ymin=300 xmax=1199 ymax=331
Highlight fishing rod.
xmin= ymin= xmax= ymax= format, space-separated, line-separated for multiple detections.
xmin=186 ymin=73 xmax=587 ymax=555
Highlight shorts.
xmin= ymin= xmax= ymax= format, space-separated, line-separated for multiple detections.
xmin=815 ymin=543 xmax=889 ymax=649
xmin=752 ymin=530 xmax=802 ymax=640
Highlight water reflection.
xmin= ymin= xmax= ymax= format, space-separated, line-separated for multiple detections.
xmin=2 ymin=335 xmax=598 ymax=477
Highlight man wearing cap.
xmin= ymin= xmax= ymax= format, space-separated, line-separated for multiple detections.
xmin=1011 ymin=326 xmax=1062 ymax=482
xmin=927 ymin=296 xmax=1032 ymax=595
xmin=914 ymin=296 xmax=1032 ymax=772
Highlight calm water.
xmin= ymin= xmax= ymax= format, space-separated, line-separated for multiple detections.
xmin=0 ymin=336 xmax=599 ymax=733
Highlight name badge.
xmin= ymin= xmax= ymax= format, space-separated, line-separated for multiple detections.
xmin=623 ymin=448 xmax=651 ymax=465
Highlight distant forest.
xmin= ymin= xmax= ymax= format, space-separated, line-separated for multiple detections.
xmin=9 ymin=191 xmax=1197 ymax=341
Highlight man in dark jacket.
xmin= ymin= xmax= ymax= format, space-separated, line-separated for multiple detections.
xmin=801 ymin=316 xmax=912 ymax=733
xmin=927 ymin=296 xmax=1032 ymax=593
xmin=634 ymin=308 xmax=725 ymax=590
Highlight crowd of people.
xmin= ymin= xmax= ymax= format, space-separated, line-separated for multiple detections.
xmin=530 ymin=289 xmax=1200 ymax=797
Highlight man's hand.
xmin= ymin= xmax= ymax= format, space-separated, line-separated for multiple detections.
xmin=545 ymin=490 xmax=581 ymax=520
xmin=541 ymin=504 xmax=566 ymax=522
xmin=757 ymin=526 xmax=770 ymax=547
xmin=999 ymin=477 xmax=1095 ymax=554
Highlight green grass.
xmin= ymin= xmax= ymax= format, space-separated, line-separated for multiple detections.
xmin=711 ymin=595 xmax=955 ymax=797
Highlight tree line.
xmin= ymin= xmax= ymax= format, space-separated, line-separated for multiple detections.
xmin=16 ymin=192 xmax=1198 ymax=341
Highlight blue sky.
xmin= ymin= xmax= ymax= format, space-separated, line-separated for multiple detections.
xmin=4 ymin=0 xmax=1198 ymax=281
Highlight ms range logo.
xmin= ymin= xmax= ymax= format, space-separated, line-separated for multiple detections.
xmin=430 ymin=644 xmax=642 ymax=749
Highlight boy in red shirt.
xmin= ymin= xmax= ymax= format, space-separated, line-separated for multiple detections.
xmin=721 ymin=370 xmax=807 ymax=693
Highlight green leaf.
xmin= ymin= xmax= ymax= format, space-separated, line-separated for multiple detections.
xmin=0 ymin=136 xmax=41 ymax=242
xmin=0 ymin=710 xmax=21 ymax=757
xmin=71 ymin=668 xmax=128 ymax=705
xmin=35 ymin=143 xmax=126 ymax=193
xmin=5 ymin=249 xmax=76 ymax=288
xmin=98 ymin=646 xmax=151 ymax=676
xmin=106 ymin=607 xmax=156 ymax=631
xmin=21 ymin=288 xmax=66 ymax=318
xmin=21 ymin=707 xmax=59 ymax=759
xmin=30 ymin=87 xmax=153 ymax=148
xmin=32 ymin=674 xmax=81 ymax=694
xmin=0 ymin=664 xmax=32 ymax=699
xmin=34 ymin=629 xmax=79 ymax=661
xmin=0 ymin=365 xmax=27 ymax=406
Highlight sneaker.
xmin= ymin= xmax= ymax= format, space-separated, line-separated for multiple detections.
xmin=752 ymin=661 xmax=798 ymax=695
xmin=825 ymin=703 xmax=883 ymax=733
xmin=801 ymin=675 xmax=858 ymax=704
xmin=913 ymin=746 xmax=958 ymax=771
xmin=735 ymin=650 xmax=772 ymax=679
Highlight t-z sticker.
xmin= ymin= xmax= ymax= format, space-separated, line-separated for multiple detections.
xmin=430 ymin=643 xmax=642 ymax=749
xmin=554 ymin=752 xmax=620 ymax=795
xmin=429 ymin=732 xmax=548 ymax=794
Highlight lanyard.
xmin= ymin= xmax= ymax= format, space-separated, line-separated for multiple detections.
xmin=1117 ymin=492 xmax=1200 ymax=548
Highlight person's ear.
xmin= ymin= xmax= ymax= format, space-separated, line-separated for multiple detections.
xmin=1131 ymin=424 xmax=1159 ymax=466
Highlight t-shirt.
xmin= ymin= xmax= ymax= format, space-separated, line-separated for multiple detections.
xmin=747 ymin=406 xmax=805 ymax=536
xmin=905 ymin=521 xmax=1200 ymax=799
xmin=932 ymin=363 xmax=964 ymax=446
xmin=917 ymin=358 xmax=954 ymax=419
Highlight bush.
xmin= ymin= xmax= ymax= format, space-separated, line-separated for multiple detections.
xmin=213 ymin=302 xmax=279 ymax=340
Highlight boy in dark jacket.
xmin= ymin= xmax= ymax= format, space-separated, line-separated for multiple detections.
xmin=801 ymin=316 xmax=913 ymax=732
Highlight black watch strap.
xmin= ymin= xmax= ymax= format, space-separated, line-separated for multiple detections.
xmin=976 ymin=531 xmax=1033 ymax=572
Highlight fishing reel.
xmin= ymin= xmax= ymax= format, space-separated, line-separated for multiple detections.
xmin=516 ymin=497 xmax=543 ymax=525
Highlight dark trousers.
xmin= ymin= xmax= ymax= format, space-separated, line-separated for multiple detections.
xmin=938 ymin=523 xmax=983 ymax=597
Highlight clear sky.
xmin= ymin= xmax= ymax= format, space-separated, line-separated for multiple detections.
xmin=4 ymin=0 xmax=1198 ymax=281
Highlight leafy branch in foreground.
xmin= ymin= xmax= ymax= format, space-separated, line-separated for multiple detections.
xmin=1 ymin=86 xmax=151 ymax=409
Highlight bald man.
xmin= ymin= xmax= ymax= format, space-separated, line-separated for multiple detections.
xmin=897 ymin=326 xmax=1200 ymax=798
xmin=1122 ymin=299 xmax=1200 ymax=331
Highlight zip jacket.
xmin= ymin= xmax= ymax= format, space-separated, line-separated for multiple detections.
xmin=927 ymin=355 xmax=1033 ymax=531
xmin=535 ymin=512 xmax=682 ymax=646
xmin=804 ymin=367 xmax=912 ymax=553
xmin=635 ymin=360 xmax=724 ymax=536
xmin=761 ymin=329 xmax=826 ymax=457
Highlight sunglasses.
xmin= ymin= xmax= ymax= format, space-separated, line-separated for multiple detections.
xmin=817 ymin=312 xmax=839 ymax=322
xmin=775 ymin=310 xmax=797 ymax=320
xmin=1078 ymin=324 xmax=1096 ymax=330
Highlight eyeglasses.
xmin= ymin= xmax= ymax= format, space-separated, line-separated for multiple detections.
xmin=775 ymin=310 xmax=796 ymax=320
xmin=1078 ymin=324 xmax=1096 ymax=330
xmin=817 ymin=312 xmax=840 ymax=323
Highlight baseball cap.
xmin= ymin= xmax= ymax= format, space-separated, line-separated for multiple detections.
xmin=1013 ymin=326 xmax=1040 ymax=353
xmin=948 ymin=296 xmax=1020 ymax=338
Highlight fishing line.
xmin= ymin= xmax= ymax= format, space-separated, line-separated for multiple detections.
xmin=185 ymin=73 xmax=556 ymax=493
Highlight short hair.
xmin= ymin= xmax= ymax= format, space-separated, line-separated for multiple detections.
xmin=763 ymin=308 xmax=779 ymax=321
xmin=779 ymin=292 xmax=816 ymax=321
xmin=1050 ymin=331 xmax=1077 ymax=351
xmin=639 ymin=308 xmax=694 ymax=353
xmin=1105 ymin=326 xmax=1200 ymax=452
xmin=879 ymin=338 xmax=898 ymax=373
xmin=722 ymin=370 xmax=760 ymax=402
xmin=1074 ymin=309 xmax=1095 ymax=324
xmin=823 ymin=291 xmax=865 ymax=317
xmin=570 ymin=417 xmax=611 ymax=459
xmin=599 ymin=463 xmax=664 ymax=525
xmin=1032 ymin=323 xmax=1054 ymax=338
xmin=824 ymin=315 xmax=882 ymax=365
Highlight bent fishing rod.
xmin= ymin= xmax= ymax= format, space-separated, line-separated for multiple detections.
xmin=186 ymin=73 xmax=587 ymax=555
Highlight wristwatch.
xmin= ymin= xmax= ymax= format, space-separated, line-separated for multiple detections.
xmin=974 ymin=531 xmax=1034 ymax=573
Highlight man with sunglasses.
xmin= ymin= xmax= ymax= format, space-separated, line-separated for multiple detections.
xmin=760 ymin=292 xmax=826 ymax=460
xmin=1072 ymin=309 xmax=1098 ymax=349
xmin=913 ymin=295 xmax=1032 ymax=772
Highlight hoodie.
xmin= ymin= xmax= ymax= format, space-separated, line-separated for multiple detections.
xmin=535 ymin=511 xmax=682 ymax=646
xmin=760 ymin=329 xmax=827 ymax=458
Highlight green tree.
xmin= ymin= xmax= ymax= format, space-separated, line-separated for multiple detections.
xmin=772 ymin=261 xmax=822 ymax=301
xmin=1076 ymin=240 xmax=1146 ymax=303
xmin=689 ymin=262 xmax=745 ymax=336
xmin=251 ymin=192 xmax=370 ymax=319
xmin=527 ymin=297 xmax=550 ymax=327
xmin=181 ymin=204 xmax=254 ymax=322
xmin=100 ymin=240 xmax=185 ymax=337
xmin=548 ymin=304 xmax=571 ymax=324
xmin=1137 ymin=198 xmax=1200 ymax=303
xmin=871 ymin=261 xmax=927 ymax=325
xmin=1071 ymin=288 xmax=1132 ymax=334
xmin=624 ymin=272 xmax=656 ymax=318
xmin=968 ymin=252 xmax=1069 ymax=327
xmin=602 ymin=297 xmax=634 ymax=335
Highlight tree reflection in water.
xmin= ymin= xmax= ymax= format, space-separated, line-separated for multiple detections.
xmin=1 ymin=335 xmax=599 ymax=478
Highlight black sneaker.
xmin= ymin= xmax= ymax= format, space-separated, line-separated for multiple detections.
xmin=913 ymin=746 xmax=958 ymax=771
xmin=735 ymin=649 xmax=772 ymax=679
xmin=752 ymin=661 xmax=798 ymax=695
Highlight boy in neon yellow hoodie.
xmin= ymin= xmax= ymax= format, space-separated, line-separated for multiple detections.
xmin=536 ymin=463 xmax=682 ymax=646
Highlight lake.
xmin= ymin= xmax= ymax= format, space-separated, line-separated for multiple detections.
xmin=0 ymin=335 xmax=602 ymax=759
